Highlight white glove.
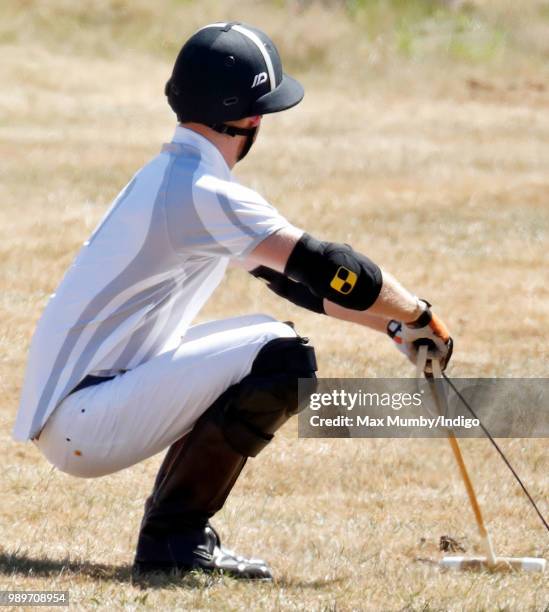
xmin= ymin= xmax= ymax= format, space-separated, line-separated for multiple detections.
xmin=387 ymin=300 xmax=453 ymax=373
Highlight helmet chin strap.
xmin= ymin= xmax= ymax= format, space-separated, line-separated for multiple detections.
xmin=210 ymin=123 xmax=258 ymax=161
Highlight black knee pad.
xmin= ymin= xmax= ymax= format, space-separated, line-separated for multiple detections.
xmin=202 ymin=335 xmax=317 ymax=457
xmin=250 ymin=335 xmax=316 ymax=376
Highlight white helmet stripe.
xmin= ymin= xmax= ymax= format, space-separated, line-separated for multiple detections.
xmin=197 ymin=22 xmax=228 ymax=31
xmin=232 ymin=24 xmax=276 ymax=92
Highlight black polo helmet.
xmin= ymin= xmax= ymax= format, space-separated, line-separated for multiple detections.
xmin=165 ymin=22 xmax=304 ymax=125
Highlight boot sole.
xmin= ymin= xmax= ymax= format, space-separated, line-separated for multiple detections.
xmin=132 ymin=562 xmax=273 ymax=582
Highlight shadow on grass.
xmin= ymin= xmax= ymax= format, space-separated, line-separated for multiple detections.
xmin=0 ymin=551 xmax=345 ymax=590
xmin=0 ymin=550 xmax=133 ymax=584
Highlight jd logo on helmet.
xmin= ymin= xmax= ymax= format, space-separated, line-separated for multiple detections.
xmin=251 ymin=72 xmax=268 ymax=88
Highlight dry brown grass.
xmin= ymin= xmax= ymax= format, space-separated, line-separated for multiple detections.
xmin=1 ymin=1 xmax=548 ymax=610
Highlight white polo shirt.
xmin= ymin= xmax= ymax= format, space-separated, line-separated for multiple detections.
xmin=13 ymin=126 xmax=293 ymax=441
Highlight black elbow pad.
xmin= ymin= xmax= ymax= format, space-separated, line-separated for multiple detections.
xmin=284 ymin=233 xmax=382 ymax=310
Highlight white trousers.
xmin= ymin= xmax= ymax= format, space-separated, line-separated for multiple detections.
xmin=35 ymin=314 xmax=297 ymax=478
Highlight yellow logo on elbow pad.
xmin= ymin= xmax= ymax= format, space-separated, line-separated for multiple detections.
xmin=330 ymin=266 xmax=357 ymax=294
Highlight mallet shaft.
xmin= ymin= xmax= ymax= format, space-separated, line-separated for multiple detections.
xmin=423 ymin=353 xmax=497 ymax=565
xmin=446 ymin=432 xmax=496 ymax=565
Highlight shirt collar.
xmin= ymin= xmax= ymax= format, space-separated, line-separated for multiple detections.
xmin=170 ymin=125 xmax=229 ymax=173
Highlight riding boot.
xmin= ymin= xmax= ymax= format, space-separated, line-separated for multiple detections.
xmin=133 ymin=387 xmax=271 ymax=580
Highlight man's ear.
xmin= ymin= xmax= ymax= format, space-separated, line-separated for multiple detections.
xmin=249 ymin=115 xmax=262 ymax=127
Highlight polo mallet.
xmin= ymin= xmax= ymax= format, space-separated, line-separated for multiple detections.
xmin=418 ymin=345 xmax=547 ymax=572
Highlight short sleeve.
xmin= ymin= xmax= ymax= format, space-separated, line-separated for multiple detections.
xmin=170 ymin=172 xmax=293 ymax=258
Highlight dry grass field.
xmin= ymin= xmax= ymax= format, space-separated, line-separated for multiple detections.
xmin=1 ymin=1 xmax=548 ymax=609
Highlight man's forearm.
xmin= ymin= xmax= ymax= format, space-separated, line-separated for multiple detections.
xmin=323 ymin=268 xmax=423 ymax=331
xmin=249 ymin=265 xmax=416 ymax=334
xmin=249 ymin=229 xmax=423 ymax=323
xmin=366 ymin=269 xmax=423 ymax=323
xmin=323 ymin=300 xmax=390 ymax=333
